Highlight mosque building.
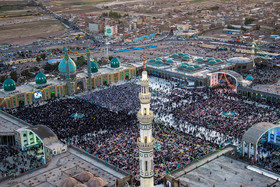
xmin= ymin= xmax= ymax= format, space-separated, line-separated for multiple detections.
xmin=0 ymin=48 xmax=136 ymax=109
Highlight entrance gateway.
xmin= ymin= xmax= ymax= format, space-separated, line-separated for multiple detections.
xmin=209 ymin=70 xmax=244 ymax=92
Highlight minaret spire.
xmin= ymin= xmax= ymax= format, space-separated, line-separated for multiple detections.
xmin=137 ymin=54 xmax=154 ymax=187
xmin=63 ymin=47 xmax=71 ymax=96
xmin=86 ymin=46 xmax=92 ymax=90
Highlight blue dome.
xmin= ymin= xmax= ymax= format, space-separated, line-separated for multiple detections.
xmin=246 ymin=76 xmax=254 ymax=80
xmin=110 ymin=57 xmax=120 ymax=68
xmin=166 ymin=60 xmax=174 ymax=63
xmin=180 ymin=65 xmax=187 ymax=69
xmin=182 ymin=56 xmax=190 ymax=60
xmin=58 ymin=56 xmax=77 ymax=74
xmin=155 ymin=60 xmax=162 ymax=63
xmin=182 ymin=62 xmax=189 ymax=66
xmin=35 ymin=72 xmax=47 ymax=84
xmin=178 ymin=53 xmax=184 ymax=56
xmin=91 ymin=60 xmax=98 ymax=73
xmin=196 ymin=58 xmax=204 ymax=62
xmin=207 ymin=58 xmax=215 ymax=61
xmin=3 ymin=78 xmax=16 ymax=91
xmin=193 ymin=65 xmax=200 ymax=68
xmin=149 ymin=59 xmax=156 ymax=63
xmin=209 ymin=60 xmax=216 ymax=64
xmin=186 ymin=66 xmax=194 ymax=70
xmin=155 ymin=57 xmax=162 ymax=60
xmin=216 ymin=59 xmax=222 ymax=63
xmin=172 ymin=54 xmax=179 ymax=58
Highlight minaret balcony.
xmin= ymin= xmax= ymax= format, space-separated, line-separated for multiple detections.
xmin=137 ymin=137 xmax=155 ymax=149
xmin=139 ymin=92 xmax=151 ymax=103
xmin=137 ymin=111 xmax=154 ymax=124
xmin=140 ymin=79 xmax=149 ymax=87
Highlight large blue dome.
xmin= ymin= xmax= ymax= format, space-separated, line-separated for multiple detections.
xmin=91 ymin=60 xmax=98 ymax=73
xmin=58 ymin=56 xmax=76 ymax=74
xmin=3 ymin=78 xmax=16 ymax=91
xmin=110 ymin=57 xmax=120 ymax=68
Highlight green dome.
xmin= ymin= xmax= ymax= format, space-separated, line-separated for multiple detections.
xmin=216 ymin=59 xmax=222 ymax=63
xmin=35 ymin=72 xmax=47 ymax=84
xmin=246 ymin=75 xmax=254 ymax=80
xmin=3 ymin=78 xmax=16 ymax=91
xmin=207 ymin=58 xmax=215 ymax=61
xmin=149 ymin=59 xmax=156 ymax=63
xmin=155 ymin=57 xmax=162 ymax=60
xmin=196 ymin=58 xmax=204 ymax=62
xmin=194 ymin=65 xmax=200 ymax=68
xmin=91 ymin=61 xmax=98 ymax=73
xmin=209 ymin=60 xmax=216 ymax=64
xmin=110 ymin=57 xmax=120 ymax=68
xmin=172 ymin=54 xmax=178 ymax=58
xmin=166 ymin=60 xmax=174 ymax=63
xmin=182 ymin=62 xmax=189 ymax=66
xmin=186 ymin=66 xmax=194 ymax=70
xmin=58 ymin=56 xmax=77 ymax=75
xmin=184 ymin=53 xmax=190 ymax=56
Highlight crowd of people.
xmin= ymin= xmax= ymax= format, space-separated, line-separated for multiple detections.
xmin=7 ymin=76 xmax=280 ymax=183
xmin=0 ymin=146 xmax=43 ymax=178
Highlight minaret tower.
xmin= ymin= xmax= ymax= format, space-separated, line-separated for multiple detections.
xmin=137 ymin=53 xmax=155 ymax=187
xmin=64 ymin=48 xmax=72 ymax=96
xmin=86 ymin=46 xmax=92 ymax=90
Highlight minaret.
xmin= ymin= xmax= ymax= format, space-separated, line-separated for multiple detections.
xmin=137 ymin=53 xmax=155 ymax=187
xmin=86 ymin=46 xmax=92 ymax=90
xmin=64 ymin=48 xmax=72 ymax=96
xmin=251 ymin=41 xmax=256 ymax=68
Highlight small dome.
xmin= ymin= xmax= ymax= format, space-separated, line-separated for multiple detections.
xmin=35 ymin=72 xmax=47 ymax=84
xmin=149 ymin=59 xmax=156 ymax=63
xmin=3 ymin=78 xmax=16 ymax=91
xmin=172 ymin=54 xmax=178 ymax=58
xmin=246 ymin=75 xmax=254 ymax=80
xmin=74 ymin=171 xmax=94 ymax=183
xmin=209 ymin=60 xmax=216 ymax=64
xmin=180 ymin=65 xmax=187 ymax=69
xmin=87 ymin=177 xmax=105 ymax=187
xmin=178 ymin=53 xmax=184 ymax=56
xmin=155 ymin=57 xmax=162 ymax=60
xmin=196 ymin=58 xmax=204 ymax=62
xmin=60 ymin=177 xmax=78 ymax=187
xmin=182 ymin=56 xmax=190 ymax=60
xmin=186 ymin=66 xmax=194 ymax=70
xmin=155 ymin=60 xmax=162 ymax=63
xmin=215 ymin=59 xmax=222 ymax=63
xmin=110 ymin=57 xmax=120 ymax=68
xmin=207 ymin=58 xmax=215 ymax=61
xmin=166 ymin=60 xmax=174 ymax=63
xmin=184 ymin=53 xmax=190 ymax=56
xmin=91 ymin=60 xmax=98 ymax=73
xmin=182 ymin=62 xmax=189 ymax=66
xmin=59 ymin=56 xmax=77 ymax=74
xmin=194 ymin=65 xmax=200 ymax=68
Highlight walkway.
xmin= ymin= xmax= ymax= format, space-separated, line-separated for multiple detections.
xmin=172 ymin=145 xmax=236 ymax=179
xmin=69 ymin=148 xmax=126 ymax=179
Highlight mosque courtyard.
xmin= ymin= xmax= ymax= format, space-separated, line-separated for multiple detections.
xmin=7 ymin=76 xmax=280 ymax=184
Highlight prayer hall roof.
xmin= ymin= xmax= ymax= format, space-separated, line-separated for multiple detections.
xmin=242 ymin=122 xmax=279 ymax=145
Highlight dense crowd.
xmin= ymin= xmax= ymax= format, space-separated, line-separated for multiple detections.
xmin=0 ymin=146 xmax=43 ymax=178
xmin=7 ymin=76 xmax=280 ymax=182
xmin=246 ymin=64 xmax=280 ymax=86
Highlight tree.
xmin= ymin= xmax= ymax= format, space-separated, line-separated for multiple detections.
xmin=10 ymin=71 xmax=17 ymax=82
xmin=41 ymin=53 xmax=47 ymax=60
xmin=36 ymin=56 xmax=41 ymax=62
xmin=244 ymin=18 xmax=255 ymax=25
xmin=256 ymin=25 xmax=260 ymax=30
xmin=109 ymin=56 xmax=114 ymax=61
xmin=241 ymin=26 xmax=247 ymax=31
xmin=0 ymin=75 xmax=7 ymax=83
xmin=76 ymin=55 xmax=86 ymax=67
xmin=227 ymin=25 xmax=235 ymax=29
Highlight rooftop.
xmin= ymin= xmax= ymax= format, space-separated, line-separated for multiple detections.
xmin=0 ymin=111 xmax=29 ymax=136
